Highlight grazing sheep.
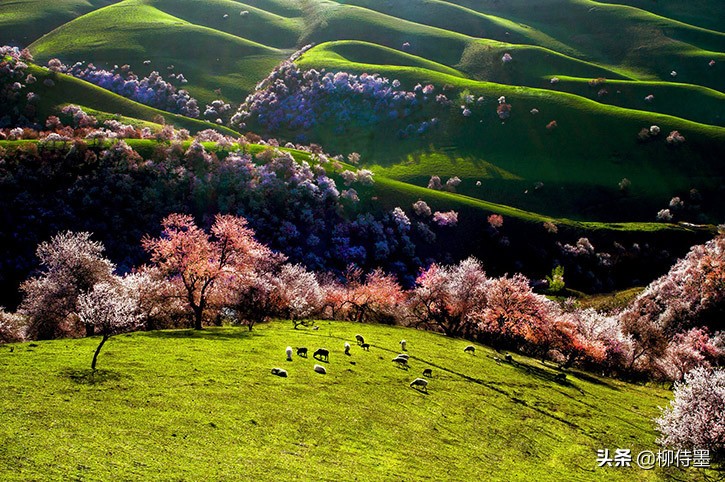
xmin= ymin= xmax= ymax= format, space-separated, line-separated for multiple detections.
xmin=355 ymin=334 xmax=365 ymax=345
xmin=314 ymin=364 xmax=327 ymax=374
xmin=554 ymin=373 xmax=567 ymax=382
xmin=505 ymin=354 xmax=513 ymax=363
xmin=344 ymin=342 xmax=351 ymax=356
xmin=296 ymin=347 xmax=308 ymax=357
xmin=392 ymin=355 xmax=409 ymax=368
xmin=410 ymin=378 xmax=428 ymax=392
xmin=271 ymin=368 xmax=288 ymax=378
xmin=286 ymin=346 xmax=293 ymax=361
xmin=313 ymin=348 xmax=329 ymax=361
xmin=313 ymin=326 xmax=319 ymax=330
xmin=464 ymin=345 xmax=476 ymax=355
xmin=493 ymin=357 xmax=502 ymax=365
xmin=422 ymin=368 xmax=432 ymax=378
xmin=396 ymin=353 xmax=410 ymax=360
xmin=400 ymin=340 xmax=407 ymax=351
xmin=361 ymin=343 xmax=370 ymax=351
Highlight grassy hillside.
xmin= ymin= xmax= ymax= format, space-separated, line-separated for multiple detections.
xmin=294 ymin=50 xmax=725 ymax=221
xmin=28 ymin=0 xmax=289 ymax=104
xmin=0 ymin=0 xmax=120 ymax=46
xmin=0 ymin=321 xmax=697 ymax=481
xmin=5 ymin=0 xmax=724 ymax=225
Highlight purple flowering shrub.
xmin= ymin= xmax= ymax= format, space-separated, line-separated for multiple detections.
xmin=232 ymin=48 xmax=449 ymax=138
xmin=56 ymin=61 xmax=201 ymax=118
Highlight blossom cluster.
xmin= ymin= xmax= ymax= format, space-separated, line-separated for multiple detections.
xmin=55 ymin=60 xmax=201 ymax=118
xmin=0 ymin=45 xmax=37 ymax=127
xmin=233 ymin=50 xmax=449 ymax=138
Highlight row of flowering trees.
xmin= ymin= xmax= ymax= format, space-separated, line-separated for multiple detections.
xmin=5 ymin=214 xmax=723 ymax=384
xmin=2 ymin=217 xmax=722 ymax=462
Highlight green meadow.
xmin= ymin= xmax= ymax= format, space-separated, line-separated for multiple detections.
xmin=0 ymin=321 xmax=701 ymax=481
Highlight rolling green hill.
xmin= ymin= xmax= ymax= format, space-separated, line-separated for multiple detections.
xmin=3 ymin=0 xmax=724 ymax=226
xmin=0 ymin=321 xmax=694 ymax=481
xmin=28 ymin=0 xmax=290 ymax=104
xmin=295 ymin=47 xmax=725 ymax=221
xmin=0 ymin=0 xmax=121 ymax=46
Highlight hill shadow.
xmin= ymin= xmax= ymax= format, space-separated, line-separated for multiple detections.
xmin=142 ymin=328 xmax=259 ymax=341
xmin=61 ymin=368 xmax=122 ymax=385
xmin=404 ymin=353 xmax=588 ymax=432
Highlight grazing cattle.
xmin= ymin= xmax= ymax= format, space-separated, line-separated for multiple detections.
xmin=355 ymin=334 xmax=365 ymax=345
xmin=361 ymin=343 xmax=370 ymax=351
xmin=296 ymin=347 xmax=308 ymax=357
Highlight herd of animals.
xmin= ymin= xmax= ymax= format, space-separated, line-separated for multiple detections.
xmin=270 ymin=334 xmax=487 ymax=393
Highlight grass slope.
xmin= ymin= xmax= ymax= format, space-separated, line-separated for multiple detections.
xmin=0 ymin=321 xmax=692 ymax=481
xmin=28 ymin=0 xmax=288 ymax=105
xmin=596 ymin=0 xmax=724 ymax=32
xmin=296 ymin=49 xmax=725 ymax=221
xmin=6 ymin=0 xmax=724 ymax=224
xmin=0 ymin=0 xmax=120 ymax=46
xmin=451 ymin=0 xmax=725 ymax=88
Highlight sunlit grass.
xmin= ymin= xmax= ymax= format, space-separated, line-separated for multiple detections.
xmin=0 ymin=321 xmax=696 ymax=481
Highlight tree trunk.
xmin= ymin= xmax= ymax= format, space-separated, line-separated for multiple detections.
xmin=193 ymin=306 xmax=204 ymax=330
xmin=91 ymin=334 xmax=109 ymax=371
xmin=85 ymin=323 xmax=95 ymax=337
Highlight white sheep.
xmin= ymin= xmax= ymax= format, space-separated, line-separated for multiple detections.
xmin=344 ymin=342 xmax=351 ymax=355
xmin=271 ymin=368 xmax=288 ymax=377
xmin=392 ymin=355 xmax=409 ymax=368
xmin=314 ymin=364 xmax=327 ymax=374
xmin=400 ymin=340 xmax=407 ymax=351
xmin=410 ymin=378 xmax=428 ymax=391
xmin=286 ymin=346 xmax=293 ymax=361
xmin=464 ymin=345 xmax=476 ymax=355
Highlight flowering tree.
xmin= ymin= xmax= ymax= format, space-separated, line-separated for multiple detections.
xmin=620 ymin=235 xmax=725 ymax=340
xmin=408 ymin=257 xmax=487 ymax=337
xmin=77 ymin=281 xmax=141 ymax=370
xmin=474 ymin=273 xmax=557 ymax=352
xmin=659 ymin=328 xmax=724 ymax=381
xmin=229 ymin=271 xmax=279 ymax=331
xmin=0 ymin=308 xmax=25 ymax=343
xmin=20 ymin=232 xmax=114 ymax=339
xmin=142 ymin=214 xmax=277 ymax=330
xmin=656 ymin=367 xmax=725 ymax=461
xmin=274 ymin=264 xmax=323 ymax=328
